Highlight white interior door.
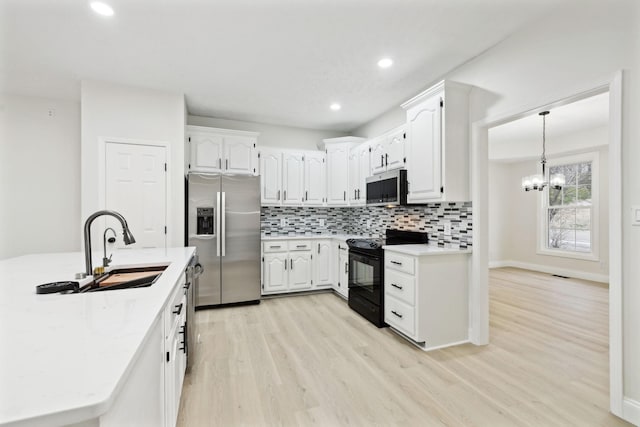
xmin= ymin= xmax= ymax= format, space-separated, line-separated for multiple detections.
xmin=106 ymin=142 xmax=167 ymax=249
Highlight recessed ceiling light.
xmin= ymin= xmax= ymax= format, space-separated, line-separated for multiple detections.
xmin=90 ymin=1 xmax=114 ymax=16
xmin=330 ymin=103 xmax=341 ymax=111
xmin=377 ymin=58 xmax=393 ymax=69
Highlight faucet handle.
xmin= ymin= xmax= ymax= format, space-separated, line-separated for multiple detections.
xmin=103 ymin=254 xmax=112 ymax=268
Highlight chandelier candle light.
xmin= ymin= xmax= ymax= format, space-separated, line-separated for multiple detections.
xmin=521 ymin=111 xmax=566 ymax=192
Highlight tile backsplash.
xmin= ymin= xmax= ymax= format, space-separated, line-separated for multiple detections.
xmin=261 ymin=202 xmax=472 ymax=249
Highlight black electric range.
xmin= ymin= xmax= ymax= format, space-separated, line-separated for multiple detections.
xmin=346 ymin=229 xmax=428 ymax=327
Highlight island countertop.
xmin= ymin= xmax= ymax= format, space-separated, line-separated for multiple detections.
xmin=0 ymin=247 xmax=195 ymax=427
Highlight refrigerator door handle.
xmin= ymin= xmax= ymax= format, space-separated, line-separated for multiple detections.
xmin=216 ymin=192 xmax=221 ymax=256
xmin=221 ymin=192 xmax=226 ymax=257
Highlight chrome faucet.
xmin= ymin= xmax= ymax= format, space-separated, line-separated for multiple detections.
xmin=103 ymin=227 xmax=117 ymax=268
xmin=84 ymin=210 xmax=136 ymax=276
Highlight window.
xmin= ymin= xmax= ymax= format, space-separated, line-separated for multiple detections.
xmin=539 ymin=153 xmax=599 ymax=260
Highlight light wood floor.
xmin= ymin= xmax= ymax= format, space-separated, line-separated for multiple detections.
xmin=178 ymin=268 xmax=630 ymax=426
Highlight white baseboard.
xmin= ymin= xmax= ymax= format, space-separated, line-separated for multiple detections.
xmin=489 ymin=259 xmax=608 ymax=283
xmin=623 ymin=397 xmax=640 ymax=426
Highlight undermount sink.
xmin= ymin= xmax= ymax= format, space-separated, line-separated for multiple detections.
xmin=80 ymin=265 xmax=168 ymax=293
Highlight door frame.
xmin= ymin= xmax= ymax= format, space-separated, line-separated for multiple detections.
xmin=98 ymin=137 xmax=170 ymax=248
xmin=469 ymin=71 xmax=624 ymax=416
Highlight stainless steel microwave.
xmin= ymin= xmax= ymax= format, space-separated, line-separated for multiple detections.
xmin=366 ymin=169 xmax=408 ymax=206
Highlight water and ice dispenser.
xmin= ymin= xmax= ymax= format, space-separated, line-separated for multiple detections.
xmin=196 ymin=207 xmax=214 ymax=235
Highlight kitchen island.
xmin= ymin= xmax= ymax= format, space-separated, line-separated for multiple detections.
xmin=0 ymin=247 xmax=195 ymax=427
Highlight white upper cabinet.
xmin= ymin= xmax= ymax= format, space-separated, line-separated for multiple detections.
xmin=224 ymin=136 xmax=257 ymax=175
xmin=369 ymin=126 xmax=406 ymax=175
xmin=323 ymin=137 xmax=364 ymax=206
xmin=325 ymin=144 xmax=350 ymax=205
xmin=348 ymin=142 xmax=370 ymax=206
xmin=304 ymin=151 xmax=325 ymax=205
xmin=282 ymin=151 xmax=305 ymax=205
xmin=404 ymin=96 xmax=442 ymax=202
xmin=370 ymin=137 xmax=386 ymax=175
xmin=401 ymin=81 xmax=470 ymax=203
xmin=189 ymin=131 xmax=223 ymax=173
xmin=259 ymin=148 xmax=282 ymax=205
xmin=385 ymin=127 xmax=406 ymax=171
xmin=187 ymin=126 xmax=259 ymax=176
xmin=348 ymin=150 xmax=360 ymax=204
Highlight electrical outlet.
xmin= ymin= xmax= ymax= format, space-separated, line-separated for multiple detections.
xmin=319 ymin=219 xmax=326 ymax=227
xmin=443 ymin=222 xmax=452 ymax=236
xmin=280 ymin=218 xmax=286 ymax=227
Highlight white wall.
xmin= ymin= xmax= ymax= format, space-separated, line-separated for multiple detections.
xmin=0 ymin=94 xmax=80 ymax=259
xmin=352 ymin=0 xmax=640 ymax=412
xmin=489 ymin=147 xmax=609 ymax=281
xmin=188 ymin=115 xmax=345 ymax=151
xmin=81 ymin=81 xmax=185 ymax=248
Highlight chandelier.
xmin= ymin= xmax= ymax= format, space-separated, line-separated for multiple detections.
xmin=521 ymin=111 xmax=565 ymax=191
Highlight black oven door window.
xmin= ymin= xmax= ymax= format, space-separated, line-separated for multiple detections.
xmin=348 ymin=252 xmax=382 ymax=305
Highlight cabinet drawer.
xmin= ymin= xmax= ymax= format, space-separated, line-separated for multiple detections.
xmin=384 ymin=295 xmax=416 ymax=338
xmin=263 ymin=241 xmax=288 ymax=253
xmin=385 ymin=269 xmax=416 ymax=306
xmin=288 ymin=240 xmax=312 ymax=251
xmin=385 ymin=252 xmax=415 ymax=275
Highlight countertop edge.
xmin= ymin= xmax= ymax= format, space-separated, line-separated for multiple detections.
xmin=382 ymin=245 xmax=472 ymax=256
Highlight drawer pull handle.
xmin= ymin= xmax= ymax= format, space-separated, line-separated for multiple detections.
xmin=270 ymin=245 xmax=281 ymax=248
xmin=391 ymin=283 xmax=403 ymax=290
xmin=183 ymin=281 xmax=191 ymax=290
xmin=296 ymin=245 xmax=306 ymax=248
xmin=390 ymin=260 xmax=402 ymax=265
xmin=173 ymin=303 xmax=183 ymax=315
xmin=391 ymin=310 xmax=403 ymax=318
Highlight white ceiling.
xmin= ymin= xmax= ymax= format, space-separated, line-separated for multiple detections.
xmin=2 ymin=0 xmax=570 ymax=131
xmin=488 ymin=92 xmax=610 ymax=161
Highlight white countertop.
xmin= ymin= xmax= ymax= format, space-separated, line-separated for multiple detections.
xmin=0 ymin=247 xmax=196 ymax=427
xmin=261 ymin=234 xmax=369 ymax=241
xmin=382 ymin=244 xmax=472 ymax=256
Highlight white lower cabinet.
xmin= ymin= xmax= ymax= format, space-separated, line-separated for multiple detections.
xmin=164 ymin=282 xmax=187 ymax=427
xmin=263 ymin=253 xmax=288 ymax=293
xmin=261 ymin=238 xmax=347 ymax=296
xmin=289 ymin=252 xmax=313 ymax=290
xmin=384 ymin=249 xmax=469 ymax=350
xmin=262 ymin=241 xmax=313 ymax=294
xmin=335 ymin=241 xmax=349 ymax=298
xmin=313 ymin=240 xmax=333 ymax=288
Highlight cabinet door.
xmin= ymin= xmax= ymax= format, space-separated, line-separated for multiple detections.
xmin=337 ymin=248 xmax=349 ymax=298
xmin=289 ymin=252 xmax=312 ymax=290
xmin=189 ymin=132 xmax=223 ymax=173
xmin=304 ymin=152 xmax=325 ymax=205
xmin=358 ymin=144 xmax=370 ymax=203
xmin=348 ymin=150 xmax=359 ymax=205
xmin=282 ymin=152 xmax=305 ymax=205
xmin=313 ymin=240 xmax=333 ymax=288
xmin=165 ymin=323 xmax=180 ymax=427
xmin=370 ymin=139 xmax=386 ymax=174
xmin=224 ymin=136 xmax=256 ymax=175
xmin=259 ymin=149 xmax=282 ymax=205
xmin=263 ymin=253 xmax=288 ymax=294
xmin=326 ymin=146 xmax=349 ymax=205
xmin=406 ymin=96 xmax=442 ymax=203
xmin=385 ymin=128 xmax=406 ymax=171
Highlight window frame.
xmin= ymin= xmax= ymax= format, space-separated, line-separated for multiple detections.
xmin=537 ymin=151 xmax=599 ymax=261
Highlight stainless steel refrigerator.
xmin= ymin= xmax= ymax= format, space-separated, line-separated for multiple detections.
xmin=186 ymin=173 xmax=261 ymax=307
